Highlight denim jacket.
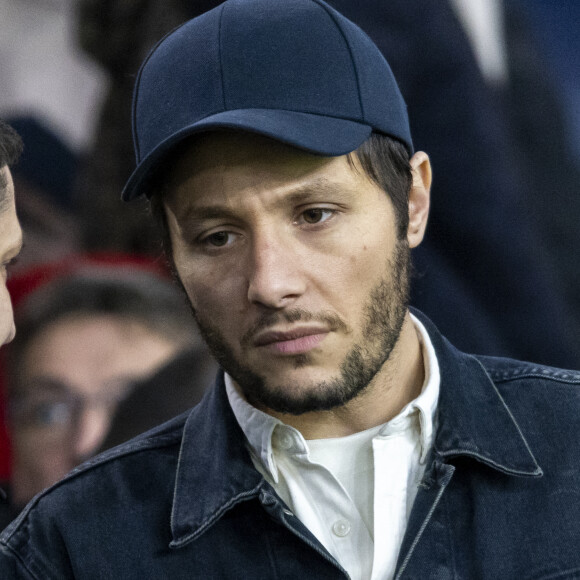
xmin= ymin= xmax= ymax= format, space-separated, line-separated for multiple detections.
xmin=2 ymin=310 xmax=580 ymax=579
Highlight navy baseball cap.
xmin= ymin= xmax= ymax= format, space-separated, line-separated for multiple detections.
xmin=122 ymin=0 xmax=413 ymax=201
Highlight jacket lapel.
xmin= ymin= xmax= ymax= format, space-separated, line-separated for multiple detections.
xmin=395 ymin=310 xmax=543 ymax=578
xmin=169 ymin=373 xmax=264 ymax=548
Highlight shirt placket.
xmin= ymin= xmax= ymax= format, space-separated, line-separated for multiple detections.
xmin=371 ymin=420 xmax=420 ymax=580
xmin=275 ymin=429 xmax=374 ymax=580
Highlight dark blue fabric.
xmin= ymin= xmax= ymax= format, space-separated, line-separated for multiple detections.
xmin=7 ymin=116 xmax=78 ymax=209
xmin=2 ymin=310 xmax=580 ymax=579
xmin=123 ymin=0 xmax=411 ymax=200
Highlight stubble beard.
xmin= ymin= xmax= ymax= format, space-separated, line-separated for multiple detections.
xmin=188 ymin=240 xmax=411 ymax=415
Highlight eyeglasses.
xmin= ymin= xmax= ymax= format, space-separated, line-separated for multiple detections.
xmin=7 ymin=377 xmax=135 ymax=443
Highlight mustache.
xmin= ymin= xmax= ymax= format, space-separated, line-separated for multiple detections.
xmin=240 ymin=308 xmax=350 ymax=346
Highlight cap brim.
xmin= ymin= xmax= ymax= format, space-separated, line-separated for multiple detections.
xmin=122 ymin=109 xmax=372 ymax=200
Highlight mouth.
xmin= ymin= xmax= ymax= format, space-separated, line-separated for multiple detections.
xmin=253 ymin=327 xmax=329 ymax=355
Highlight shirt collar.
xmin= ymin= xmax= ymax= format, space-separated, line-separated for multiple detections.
xmin=226 ymin=313 xmax=440 ymax=480
xmin=399 ymin=313 xmax=440 ymax=463
xmin=225 ymin=376 xmax=283 ymax=481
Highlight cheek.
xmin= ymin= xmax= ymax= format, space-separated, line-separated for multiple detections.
xmin=177 ymin=260 xmax=247 ymax=329
xmin=321 ymin=237 xmax=391 ymax=321
xmin=320 ymin=235 xmax=383 ymax=288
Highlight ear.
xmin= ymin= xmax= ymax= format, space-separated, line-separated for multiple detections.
xmin=407 ymin=151 xmax=431 ymax=248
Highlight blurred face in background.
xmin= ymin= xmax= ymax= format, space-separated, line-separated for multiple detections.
xmin=0 ymin=167 xmax=22 ymax=346
xmin=8 ymin=314 xmax=182 ymax=506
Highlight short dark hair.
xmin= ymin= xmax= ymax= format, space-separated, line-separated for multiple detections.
xmin=148 ymin=132 xmax=412 ymax=264
xmin=347 ymin=133 xmax=412 ymax=239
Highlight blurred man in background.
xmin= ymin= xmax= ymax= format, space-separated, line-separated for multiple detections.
xmin=4 ymin=264 xmax=216 ymax=512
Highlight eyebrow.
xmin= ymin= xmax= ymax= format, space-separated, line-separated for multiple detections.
xmin=180 ymin=177 xmax=351 ymax=223
xmin=278 ymin=178 xmax=348 ymax=205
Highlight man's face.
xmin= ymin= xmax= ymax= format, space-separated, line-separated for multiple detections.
xmin=0 ymin=166 xmax=22 ymax=346
xmin=10 ymin=314 xmax=183 ymax=505
xmin=164 ymin=133 xmax=412 ymax=415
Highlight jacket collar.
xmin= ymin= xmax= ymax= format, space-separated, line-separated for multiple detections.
xmin=170 ymin=376 xmax=265 ymax=548
xmin=170 ymin=309 xmax=542 ymax=547
xmin=412 ymin=309 xmax=542 ymax=478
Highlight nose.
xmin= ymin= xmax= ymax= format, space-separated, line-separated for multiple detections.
xmin=73 ymin=406 xmax=112 ymax=459
xmin=246 ymin=232 xmax=306 ymax=309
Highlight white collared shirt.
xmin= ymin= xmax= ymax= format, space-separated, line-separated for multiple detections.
xmin=226 ymin=314 xmax=440 ymax=580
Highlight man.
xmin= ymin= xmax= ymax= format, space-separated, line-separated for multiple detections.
xmin=1 ymin=1 xmax=579 ymax=578
xmin=0 ymin=120 xmax=23 ymax=348
xmin=5 ymin=265 xmax=216 ymax=510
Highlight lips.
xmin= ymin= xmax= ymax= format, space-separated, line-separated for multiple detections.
xmin=253 ymin=327 xmax=328 ymax=355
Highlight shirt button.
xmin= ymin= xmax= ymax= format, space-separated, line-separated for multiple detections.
xmin=332 ymin=519 xmax=351 ymax=537
xmin=277 ymin=432 xmax=294 ymax=450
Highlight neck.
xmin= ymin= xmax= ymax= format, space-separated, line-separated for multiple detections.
xmin=267 ymin=313 xmax=425 ymax=439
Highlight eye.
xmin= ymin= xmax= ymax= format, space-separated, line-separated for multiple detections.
xmin=10 ymin=398 xmax=76 ymax=430
xmin=200 ymin=230 xmax=240 ymax=249
xmin=299 ymin=208 xmax=334 ymax=225
xmin=33 ymin=401 xmax=75 ymax=428
xmin=206 ymin=231 xmax=230 ymax=247
xmin=196 ymin=226 xmax=241 ymax=251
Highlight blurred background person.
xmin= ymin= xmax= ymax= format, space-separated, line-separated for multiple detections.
xmin=2 ymin=259 xmax=216 ymax=518
xmin=325 ymin=0 xmax=580 ymax=366
xmin=0 ymin=116 xmax=86 ymax=485
xmin=74 ymin=0 xmax=202 ymax=255
xmin=99 ymin=345 xmax=219 ymax=451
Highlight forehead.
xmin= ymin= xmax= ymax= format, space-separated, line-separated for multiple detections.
xmin=163 ymin=132 xmax=366 ymax=203
xmin=19 ymin=314 xmax=179 ymax=397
